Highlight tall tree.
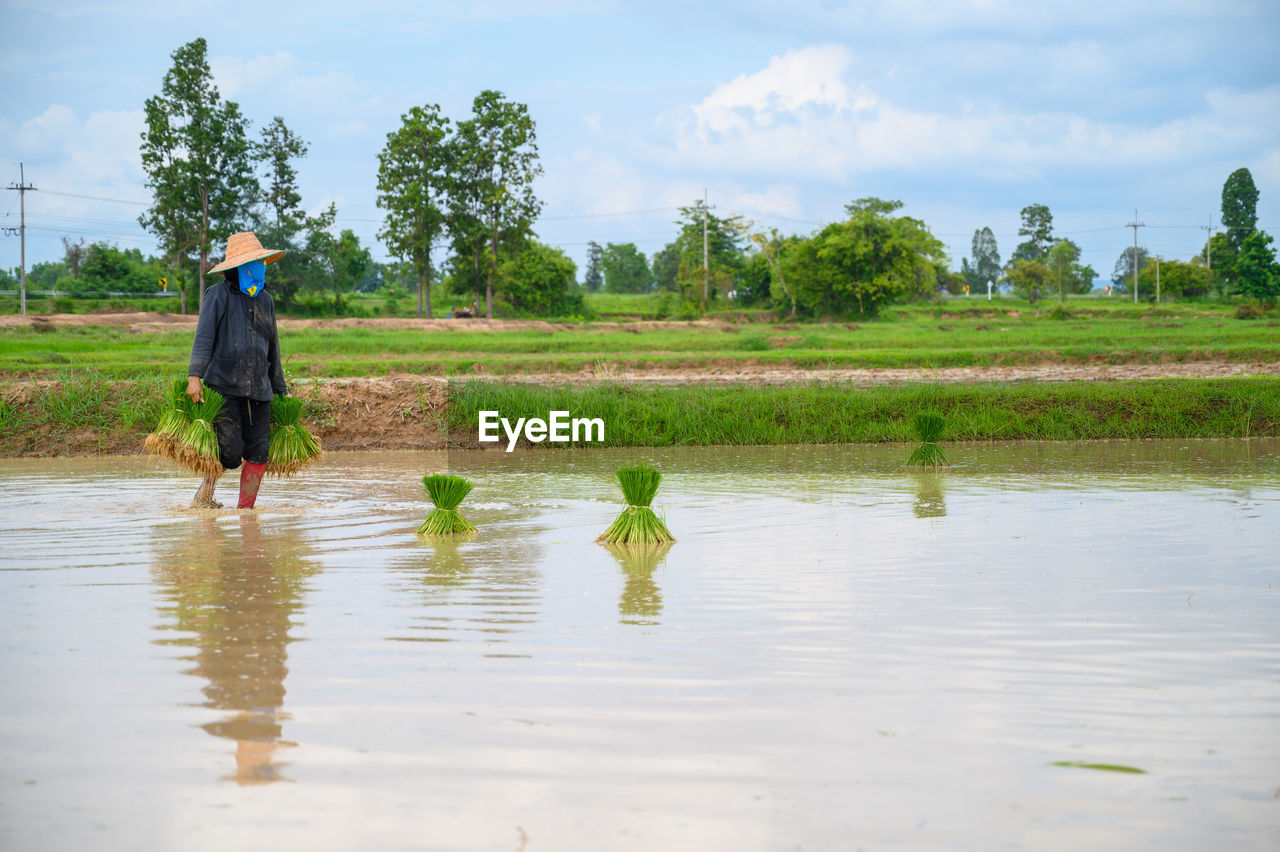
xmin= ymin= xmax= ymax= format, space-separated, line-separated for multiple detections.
xmin=1001 ymin=259 xmax=1052 ymax=303
xmin=61 ymin=237 xmax=86 ymax=279
xmin=450 ymin=91 xmax=543 ymax=318
xmin=583 ymin=240 xmax=604 ymax=292
xmin=600 ymin=242 xmax=652 ymax=293
xmin=969 ymin=226 xmax=1001 ymax=290
xmin=1111 ymin=245 xmax=1149 ymax=292
xmin=1221 ymin=167 xmax=1259 ymax=254
xmin=748 ymin=227 xmax=798 ymax=317
xmin=377 ymin=104 xmax=451 ymax=318
xmin=1046 ymin=239 xmax=1079 ymax=302
xmin=651 ymin=244 xmax=680 ymax=292
xmin=139 ymin=38 xmax=257 ymax=309
xmin=1016 ymin=203 xmax=1054 ymax=260
xmin=139 ymin=74 xmax=199 ymax=314
xmin=258 ymin=116 xmax=309 ymax=232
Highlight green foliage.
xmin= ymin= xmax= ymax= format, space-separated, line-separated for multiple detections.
xmin=257 ymin=116 xmax=309 ymax=232
xmin=449 ymin=90 xmax=543 ymax=318
xmin=1221 ymin=167 xmax=1259 ymax=253
xmin=968 ymin=227 xmax=1001 ymax=290
xmin=1016 ymin=203 xmax=1054 ymax=260
xmin=501 ymin=240 xmax=584 ymax=316
xmin=583 ymin=241 xmax=604 ymax=293
xmin=1111 ymin=245 xmax=1150 ymax=292
xmin=1002 ymin=259 xmax=1052 ymax=303
xmin=1137 ymin=258 xmax=1212 ymax=300
xmin=597 ymin=463 xmax=676 ymax=545
xmin=601 ymin=242 xmax=653 ymax=293
xmin=782 ymin=199 xmax=947 ymax=316
xmin=1235 ymin=231 xmax=1280 ymax=302
xmin=138 ymin=38 xmax=258 ymax=310
xmin=377 ymin=104 xmax=451 ymax=318
xmin=651 ymin=244 xmax=680 ymax=292
xmin=417 ymin=473 xmax=477 ymax=536
xmin=672 ymin=202 xmax=746 ymax=309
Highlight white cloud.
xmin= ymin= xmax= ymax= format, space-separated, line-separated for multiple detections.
xmin=664 ymin=47 xmax=1280 ymax=183
xmin=210 ymin=51 xmax=299 ymax=99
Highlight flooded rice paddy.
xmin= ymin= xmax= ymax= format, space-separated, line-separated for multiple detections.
xmin=1 ymin=440 xmax=1278 ymax=850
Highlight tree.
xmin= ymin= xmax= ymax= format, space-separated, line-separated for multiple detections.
xmin=139 ymin=70 xmax=198 ymax=313
xmin=600 ymin=242 xmax=652 ymax=293
xmin=1046 ymin=239 xmax=1079 ymax=302
xmin=257 ymin=116 xmax=309 ymax=232
xmin=1111 ymin=245 xmax=1150 ymax=292
xmin=1206 ymin=231 xmax=1236 ymax=295
xmin=1221 ymin=167 xmax=1259 ymax=254
xmin=501 ymin=241 xmax=584 ymax=316
xmin=1015 ymin=203 xmax=1054 ymax=261
xmin=583 ymin=241 xmax=604 ymax=292
xmin=651 ymin=244 xmax=680 ymax=292
xmin=1235 ymin=231 xmax=1279 ymax=302
xmin=781 ymin=198 xmax=947 ymax=316
xmin=61 ymin=237 xmax=86 ymax=279
xmin=968 ymin=226 xmax=1000 ymax=290
xmin=377 ymin=103 xmax=451 ymax=318
xmin=1137 ymin=258 xmax=1212 ymax=299
xmin=747 ymin=227 xmax=799 ymax=316
xmin=450 ymin=90 xmax=543 ymax=318
xmin=1001 ymin=259 xmax=1052 ymax=303
xmin=671 ymin=202 xmax=745 ymax=309
xmin=149 ymin=39 xmax=257 ymax=307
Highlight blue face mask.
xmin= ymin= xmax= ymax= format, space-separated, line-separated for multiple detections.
xmin=238 ymin=260 xmax=266 ymax=297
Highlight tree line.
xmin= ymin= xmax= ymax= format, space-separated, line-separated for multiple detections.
xmin=15 ymin=37 xmax=1275 ymax=319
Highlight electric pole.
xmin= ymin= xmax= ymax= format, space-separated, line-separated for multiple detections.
xmin=6 ymin=163 xmax=37 ymax=316
xmin=1201 ymin=219 xmax=1215 ymax=270
xmin=699 ymin=189 xmax=715 ymax=311
xmin=1127 ymin=210 xmax=1144 ymax=303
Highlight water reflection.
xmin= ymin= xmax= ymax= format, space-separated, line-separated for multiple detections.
xmin=390 ymin=536 xmax=543 ymax=654
xmin=151 ymin=514 xmax=317 ymax=785
xmin=911 ymin=472 xmax=947 ymax=518
xmin=603 ymin=542 xmax=671 ymax=625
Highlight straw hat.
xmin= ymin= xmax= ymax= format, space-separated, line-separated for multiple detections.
xmin=208 ymin=231 xmax=286 ymax=274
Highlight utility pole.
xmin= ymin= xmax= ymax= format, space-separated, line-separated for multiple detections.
xmin=699 ymin=189 xmax=715 ymax=311
xmin=6 ymin=163 xmax=37 ymax=316
xmin=1127 ymin=210 xmax=1145 ymax=304
xmin=1201 ymin=219 xmax=1215 ymax=270
xmin=1155 ymin=256 xmax=1160 ymax=303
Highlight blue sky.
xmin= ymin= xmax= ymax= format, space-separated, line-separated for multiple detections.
xmin=2 ymin=0 xmax=1278 ymax=284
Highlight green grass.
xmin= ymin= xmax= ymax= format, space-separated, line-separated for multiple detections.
xmin=447 ymin=378 xmax=1280 ymax=447
xmin=1 ymin=301 xmax=1276 ymax=379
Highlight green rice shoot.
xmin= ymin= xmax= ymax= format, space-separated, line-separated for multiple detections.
xmin=597 ymin=462 xmax=676 ymax=545
xmin=417 ymin=473 xmax=478 ymax=536
xmin=144 ymin=379 xmax=225 ymax=477
xmin=267 ymin=396 xmax=323 ymax=477
xmin=906 ymin=410 xmax=949 ymax=467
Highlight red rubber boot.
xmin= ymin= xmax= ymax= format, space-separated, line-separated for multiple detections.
xmin=237 ymin=462 xmax=267 ymax=509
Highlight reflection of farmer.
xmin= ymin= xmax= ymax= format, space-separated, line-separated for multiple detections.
xmin=186 ymin=232 xmax=288 ymax=509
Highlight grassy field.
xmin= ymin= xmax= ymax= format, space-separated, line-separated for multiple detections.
xmin=1 ymin=299 xmax=1277 ymax=379
xmin=446 ymin=378 xmax=1280 ymax=446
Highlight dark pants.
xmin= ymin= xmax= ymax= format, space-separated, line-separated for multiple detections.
xmin=212 ymin=392 xmax=271 ymax=470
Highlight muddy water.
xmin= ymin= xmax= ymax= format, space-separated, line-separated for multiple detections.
xmin=1 ymin=440 xmax=1278 ymax=851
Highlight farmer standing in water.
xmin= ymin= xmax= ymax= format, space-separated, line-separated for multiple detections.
xmin=186 ymin=231 xmax=289 ymax=509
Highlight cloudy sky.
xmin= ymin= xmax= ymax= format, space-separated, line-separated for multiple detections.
xmin=2 ymin=0 xmax=1278 ymax=283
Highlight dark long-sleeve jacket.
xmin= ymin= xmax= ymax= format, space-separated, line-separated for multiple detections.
xmin=188 ymin=278 xmax=287 ymax=402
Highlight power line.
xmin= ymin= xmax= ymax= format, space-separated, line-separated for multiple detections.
xmin=39 ymin=189 xmax=149 ymax=206
xmin=6 ymin=163 xmax=36 ymax=315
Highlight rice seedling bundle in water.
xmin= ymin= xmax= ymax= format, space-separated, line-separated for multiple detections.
xmin=266 ymin=396 xmax=323 ymax=477
xmin=144 ymin=379 xmax=225 ymax=478
xmin=417 ymin=473 xmax=478 ymax=536
xmin=907 ymin=411 xmax=949 ymax=467
xmin=597 ymin=463 xmax=676 ymax=545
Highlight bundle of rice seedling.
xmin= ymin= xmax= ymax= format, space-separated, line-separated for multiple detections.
xmin=177 ymin=391 xmax=226 ymax=478
xmin=596 ymin=463 xmax=676 ymax=545
xmin=144 ymin=379 xmax=225 ymax=478
xmin=416 ymin=473 xmax=478 ymax=536
xmin=906 ymin=411 xmax=949 ymax=467
xmin=266 ymin=396 xmax=323 ymax=477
